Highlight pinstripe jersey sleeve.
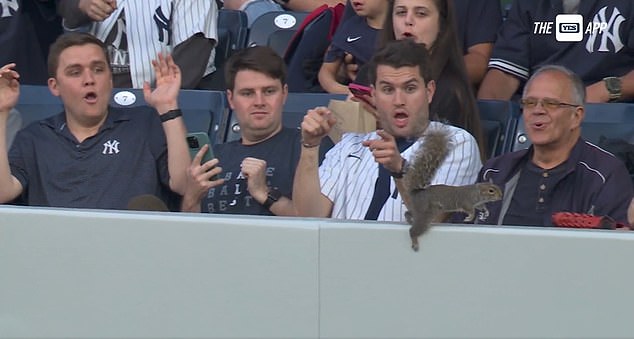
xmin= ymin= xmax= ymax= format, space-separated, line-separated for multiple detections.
xmin=173 ymin=0 xmax=218 ymax=77
xmin=91 ymin=0 xmax=218 ymax=88
xmin=173 ymin=0 xmax=218 ymax=45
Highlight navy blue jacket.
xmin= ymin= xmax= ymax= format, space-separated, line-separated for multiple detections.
xmin=472 ymin=138 xmax=633 ymax=225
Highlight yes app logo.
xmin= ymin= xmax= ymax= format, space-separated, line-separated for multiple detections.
xmin=555 ymin=14 xmax=583 ymax=42
xmin=533 ymin=6 xmax=624 ymax=49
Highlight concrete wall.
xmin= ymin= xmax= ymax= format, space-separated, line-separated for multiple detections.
xmin=1 ymin=206 xmax=633 ymax=338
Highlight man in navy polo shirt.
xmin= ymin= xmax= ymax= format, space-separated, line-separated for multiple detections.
xmin=478 ymin=0 xmax=634 ymax=103
xmin=471 ymin=65 xmax=633 ymax=226
xmin=0 ymin=33 xmax=190 ymax=209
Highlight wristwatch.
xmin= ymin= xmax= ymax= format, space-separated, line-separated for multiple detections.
xmin=603 ymin=77 xmax=622 ymax=102
xmin=389 ymin=158 xmax=409 ymax=179
xmin=262 ymin=188 xmax=283 ymax=210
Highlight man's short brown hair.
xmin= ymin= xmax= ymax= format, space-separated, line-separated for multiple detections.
xmin=47 ymin=32 xmax=111 ymax=78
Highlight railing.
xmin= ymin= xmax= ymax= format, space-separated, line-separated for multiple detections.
xmin=1 ymin=205 xmax=634 ymax=338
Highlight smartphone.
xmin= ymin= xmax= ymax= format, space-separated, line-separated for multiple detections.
xmin=349 ymin=83 xmax=372 ymax=98
xmin=186 ymin=132 xmax=219 ymax=180
xmin=348 ymin=83 xmax=373 ymax=106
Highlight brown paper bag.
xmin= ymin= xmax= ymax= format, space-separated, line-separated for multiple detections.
xmin=327 ymin=99 xmax=377 ymax=143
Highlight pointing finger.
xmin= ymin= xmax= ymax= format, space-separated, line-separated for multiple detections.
xmin=376 ymin=129 xmax=395 ymax=142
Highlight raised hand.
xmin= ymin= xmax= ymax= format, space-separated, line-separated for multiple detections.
xmin=301 ymin=106 xmax=336 ymax=147
xmin=0 ymin=63 xmax=20 ymax=115
xmin=78 ymin=0 xmax=117 ymax=21
xmin=343 ymin=53 xmax=358 ymax=81
xmin=143 ymin=53 xmax=181 ymax=114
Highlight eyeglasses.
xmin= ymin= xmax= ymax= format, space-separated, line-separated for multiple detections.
xmin=520 ymin=97 xmax=580 ymax=110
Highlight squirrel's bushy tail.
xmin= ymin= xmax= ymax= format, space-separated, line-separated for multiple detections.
xmin=405 ymin=128 xmax=452 ymax=192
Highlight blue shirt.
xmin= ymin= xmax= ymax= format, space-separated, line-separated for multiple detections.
xmin=9 ymin=106 xmax=170 ymax=209
xmin=201 ymin=127 xmax=331 ymax=215
xmin=453 ymin=0 xmax=502 ymax=54
xmin=324 ymin=15 xmax=379 ymax=66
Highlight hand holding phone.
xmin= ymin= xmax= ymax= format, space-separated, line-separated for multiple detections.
xmin=186 ymin=132 xmax=219 ymax=180
xmin=349 ymin=83 xmax=371 ymax=97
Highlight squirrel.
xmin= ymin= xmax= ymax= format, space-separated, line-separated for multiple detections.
xmin=403 ymin=128 xmax=503 ymax=252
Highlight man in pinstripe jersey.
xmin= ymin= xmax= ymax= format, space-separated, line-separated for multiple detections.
xmin=58 ymin=0 xmax=218 ymax=89
xmin=293 ymin=39 xmax=482 ymax=222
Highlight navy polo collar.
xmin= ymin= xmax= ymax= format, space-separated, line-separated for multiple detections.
xmin=520 ymin=137 xmax=585 ymax=174
xmin=42 ymin=106 xmax=132 ymax=133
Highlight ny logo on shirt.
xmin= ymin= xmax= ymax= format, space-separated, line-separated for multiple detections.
xmin=585 ymin=6 xmax=625 ymax=53
xmin=108 ymin=16 xmax=130 ymax=74
xmin=102 ymin=140 xmax=121 ymax=154
xmin=0 ymin=0 xmax=19 ymax=18
xmin=153 ymin=4 xmax=173 ymax=45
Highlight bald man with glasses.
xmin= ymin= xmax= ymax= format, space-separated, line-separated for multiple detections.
xmin=464 ymin=65 xmax=633 ymax=227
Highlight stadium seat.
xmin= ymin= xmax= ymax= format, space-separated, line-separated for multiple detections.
xmin=512 ymin=103 xmax=634 ymax=182
xmin=110 ymin=88 xmax=229 ymax=144
xmin=224 ymin=92 xmax=346 ymax=142
xmin=477 ymin=99 xmax=520 ymax=158
xmin=16 ymin=85 xmax=63 ymax=128
xmin=247 ymin=11 xmax=309 ymax=56
xmin=197 ymin=9 xmax=249 ymax=90
xmin=215 ymin=9 xmax=249 ymax=64
xmin=268 ymin=30 xmax=299 ymax=57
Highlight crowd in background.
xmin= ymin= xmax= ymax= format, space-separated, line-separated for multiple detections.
xmin=0 ymin=0 xmax=633 ymax=227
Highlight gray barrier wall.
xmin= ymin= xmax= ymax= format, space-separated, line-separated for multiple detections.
xmin=1 ymin=206 xmax=633 ymax=338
